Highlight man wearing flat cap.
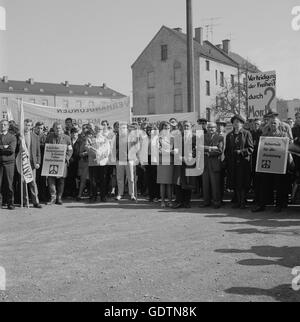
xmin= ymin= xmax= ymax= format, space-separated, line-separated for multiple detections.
xmin=225 ymin=114 xmax=254 ymax=209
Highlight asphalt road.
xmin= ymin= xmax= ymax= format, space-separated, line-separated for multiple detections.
xmin=0 ymin=200 xmax=300 ymax=302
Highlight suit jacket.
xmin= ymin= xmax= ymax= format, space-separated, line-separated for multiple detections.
xmin=204 ymin=133 xmax=224 ymax=172
xmin=0 ymin=132 xmax=17 ymax=165
xmin=27 ymin=132 xmax=41 ymax=169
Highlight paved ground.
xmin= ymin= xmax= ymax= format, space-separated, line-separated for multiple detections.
xmin=0 ymin=199 xmax=300 ymax=302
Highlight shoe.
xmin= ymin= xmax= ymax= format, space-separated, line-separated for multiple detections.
xmin=161 ymin=201 xmax=166 ymax=208
xmin=115 ymin=195 xmax=122 ymax=201
xmin=48 ymin=198 xmax=56 ymax=206
xmin=200 ymin=203 xmax=211 ymax=208
xmin=153 ymin=198 xmax=159 ymax=203
xmin=131 ymin=196 xmax=137 ymax=202
xmin=213 ymin=203 xmax=221 ymax=209
xmin=7 ymin=205 xmax=15 ymax=210
xmin=56 ymin=199 xmax=63 ymax=206
xmin=33 ymin=204 xmax=42 ymax=209
xmin=172 ymin=202 xmax=183 ymax=209
xmin=252 ymin=206 xmax=265 ymax=213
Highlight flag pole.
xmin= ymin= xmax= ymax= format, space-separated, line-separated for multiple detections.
xmin=20 ymin=99 xmax=24 ymax=209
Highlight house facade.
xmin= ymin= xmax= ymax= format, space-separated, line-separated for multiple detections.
xmin=132 ymin=26 xmax=242 ymax=121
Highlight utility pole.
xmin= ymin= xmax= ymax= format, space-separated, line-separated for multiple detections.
xmin=186 ymin=0 xmax=195 ymax=113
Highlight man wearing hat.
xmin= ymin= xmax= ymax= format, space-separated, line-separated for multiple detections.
xmin=197 ymin=118 xmax=208 ymax=134
xmin=202 ymin=122 xmax=224 ymax=208
xmin=225 ymin=114 xmax=254 ymax=209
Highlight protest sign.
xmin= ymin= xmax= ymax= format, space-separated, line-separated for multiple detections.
xmin=42 ymin=144 xmax=67 ymax=177
xmin=247 ymin=71 xmax=277 ymax=119
xmin=256 ymin=136 xmax=289 ymax=174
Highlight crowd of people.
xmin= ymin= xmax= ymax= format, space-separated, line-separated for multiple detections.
xmin=0 ymin=111 xmax=299 ymax=213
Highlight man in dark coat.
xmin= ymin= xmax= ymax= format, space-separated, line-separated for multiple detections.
xmin=202 ymin=122 xmax=224 ymax=208
xmin=45 ymin=122 xmax=73 ymax=205
xmin=0 ymin=119 xmax=17 ymax=210
xmin=225 ymin=115 xmax=254 ymax=209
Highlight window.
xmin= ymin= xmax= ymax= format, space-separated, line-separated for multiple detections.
xmin=174 ymin=94 xmax=183 ymax=112
xmin=231 ymin=74 xmax=235 ymax=87
xmin=148 ymin=96 xmax=155 ymax=114
xmin=63 ymin=100 xmax=69 ymax=108
xmin=220 ymin=97 xmax=225 ymax=109
xmin=206 ymin=108 xmax=211 ymax=122
xmin=215 ymin=70 xmax=218 ymax=85
xmin=75 ymin=100 xmax=82 ymax=109
xmin=174 ymin=67 xmax=182 ymax=84
xmin=206 ymin=81 xmax=211 ymax=96
xmin=147 ymin=71 xmax=155 ymax=88
xmin=161 ymin=45 xmax=168 ymax=61
xmin=220 ymin=72 xmax=225 ymax=87
xmin=1 ymin=97 xmax=8 ymax=106
xmin=206 ymin=60 xmax=210 ymax=71
xmin=42 ymin=99 xmax=48 ymax=106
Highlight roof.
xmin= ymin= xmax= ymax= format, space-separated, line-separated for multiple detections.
xmin=0 ymin=79 xmax=126 ymax=98
xmin=132 ymin=25 xmax=239 ymax=68
xmin=228 ymin=52 xmax=261 ymax=73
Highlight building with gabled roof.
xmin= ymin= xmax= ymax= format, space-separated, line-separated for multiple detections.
xmin=132 ymin=25 xmax=259 ymax=120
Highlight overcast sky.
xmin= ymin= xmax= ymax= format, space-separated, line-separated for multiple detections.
xmin=4 ymin=0 xmax=300 ymax=99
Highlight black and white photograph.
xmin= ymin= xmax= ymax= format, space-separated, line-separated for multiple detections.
xmin=0 ymin=0 xmax=300 ymax=306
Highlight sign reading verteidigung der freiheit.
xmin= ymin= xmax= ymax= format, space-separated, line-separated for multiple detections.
xmin=42 ymin=144 xmax=67 ymax=177
xmin=256 ymin=136 xmax=289 ymax=175
xmin=248 ymin=71 xmax=277 ymax=119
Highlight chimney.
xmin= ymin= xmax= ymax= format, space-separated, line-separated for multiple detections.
xmin=195 ymin=27 xmax=203 ymax=45
xmin=2 ymin=76 xmax=8 ymax=83
xmin=28 ymin=78 xmax=34 ymax=85
xmin=64 ymin=81 xmax=70 ymax=87
xmin=173 ymin=27 xmax=183 ymax=33
xmin=222 ymin=39 xmax=231 ymax=54
xmin=86 ymin=82 xmax=92 ymax=87
xmin=102 ymin=83 xmax=107 ymax=89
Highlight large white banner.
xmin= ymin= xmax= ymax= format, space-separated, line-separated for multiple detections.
xmin=247 ymin=71 xmax=277 ymax=119
xmin=132 ymin=112 xmax=197 ymax=124
xmin=8 ymin=97 xmax=131 ymax=127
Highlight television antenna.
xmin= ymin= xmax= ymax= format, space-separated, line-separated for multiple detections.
xmin=200 ymin=17 xmax=222 ymax=43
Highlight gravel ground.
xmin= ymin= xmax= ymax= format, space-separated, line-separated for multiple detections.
xmin=0 ymin=200 xmax=300 ymax=302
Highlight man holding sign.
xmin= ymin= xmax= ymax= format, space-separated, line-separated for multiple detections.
xmin=252 ymin=116 xmax=292 ymax=213
xmin=44 ymin=122 xmax=73 ymax=205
